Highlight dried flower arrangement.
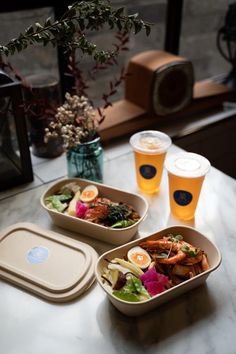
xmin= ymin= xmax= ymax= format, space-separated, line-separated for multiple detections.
xmin=44 ymin=93 xmax=98 ymax=149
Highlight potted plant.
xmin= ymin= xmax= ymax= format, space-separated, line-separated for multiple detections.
xmin=0 ymin=0 xmax=151 ymax=181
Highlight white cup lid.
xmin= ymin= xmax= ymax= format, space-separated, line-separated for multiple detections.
xmin=165 ymin=152 xmax=211 ymax=177
xmin=130 ymin=130 xmax=172 ymax=154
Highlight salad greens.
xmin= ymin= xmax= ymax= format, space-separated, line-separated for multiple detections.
xmin=101 ymin=233 xmax=209 ymax=303
xmin=113 ymin=274 xmax=150 ymax=302
xmin=44 ymin=182 xmax=140 ymax=229
xmin=111 ymin=220 xmax=136 ymax=228
xmin=45 ymin=194 xmax=72 ymax=212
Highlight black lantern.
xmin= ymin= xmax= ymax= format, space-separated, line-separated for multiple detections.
xmin=217 ymin=2 xmax=236 ymax=88
xmin=0 ymin=69 xmax=33 ymax=191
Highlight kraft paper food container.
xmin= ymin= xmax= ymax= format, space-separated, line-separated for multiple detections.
xmin=95 ymin=225 xmax=221 ymax=316
xmin=0 ymin=223 xmax=98 ymax=302
xmin=41 ymin=178 xmax=148 ymax=245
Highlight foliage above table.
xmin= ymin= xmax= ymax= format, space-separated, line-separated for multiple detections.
xmin=0 ymin=0 xmax=151 ymax=64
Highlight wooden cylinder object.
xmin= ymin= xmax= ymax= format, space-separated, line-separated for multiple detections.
xmin=125 ymin=50 xmax=194 ymax=116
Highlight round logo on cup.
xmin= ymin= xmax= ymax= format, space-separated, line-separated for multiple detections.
xmin=173 ymin=190 xmax=192 ymax=206
xmin=139 ymin=164 xmax=157 ymax=179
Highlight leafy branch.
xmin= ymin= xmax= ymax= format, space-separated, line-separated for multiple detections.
xmin=0 ymin=0 xmax=152 ymax=137
xmin=0 ymin=0 xmax=151 ymax=63
xmin=66 ymin=30 xmax=130 ymax=122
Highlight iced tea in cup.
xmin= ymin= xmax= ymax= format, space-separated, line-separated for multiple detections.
xmin=165 ymin=152 xmax=211 ymax=220
xmin=130 ymin=130 xmax=172 ymax=193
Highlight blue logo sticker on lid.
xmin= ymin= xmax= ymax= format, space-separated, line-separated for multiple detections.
xmin=27 ymin=246 xmax=49 ymax=264
xmin=139 ymin=165 xmax=157 ymax=179
xmin=173 ymin=190 xmax=193 ymax=206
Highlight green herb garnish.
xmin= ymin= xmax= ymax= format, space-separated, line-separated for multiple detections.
xmin=169 ymin=234 xmax=183 ymax=242
xmin=181 ymin=245 xmax=199 ymax=257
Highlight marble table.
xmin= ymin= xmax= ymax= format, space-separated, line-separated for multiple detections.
xmin=0 ymin=139 xmax=236 ymax=354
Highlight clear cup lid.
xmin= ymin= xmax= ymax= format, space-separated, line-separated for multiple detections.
xmin=130 ymin=130 xmax=172 ymax=154
xmin=165 ymin=152 xmax=211 ymax=177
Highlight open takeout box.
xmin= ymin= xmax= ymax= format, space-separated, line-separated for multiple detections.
xmin=0 ymin=222 xmax=98 ymax=302
xmin=41 ymin=178 xmax=148 ymax=245
xmin=95 ymin=225 xmax=222 ymax=316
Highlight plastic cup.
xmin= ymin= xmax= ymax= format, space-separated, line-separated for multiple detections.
xmin=165 ymin=152 xmax=211 ymax=220
xmin=130 ymin=130 xmax=172 ymax=193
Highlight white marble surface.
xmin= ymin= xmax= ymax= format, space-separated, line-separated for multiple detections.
xmin=0 ymin=139 xmax=236 ymax=354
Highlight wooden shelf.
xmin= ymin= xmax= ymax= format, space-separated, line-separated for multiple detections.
xmin=98 ymin=78 xmax=236 ymax=143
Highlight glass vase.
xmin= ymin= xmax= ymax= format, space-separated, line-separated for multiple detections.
xmin=25 ymin=73 xmax=63 ymax=158
xmin=29 ymin=116 xmax=64 ymax=158
xmin=66 ymin=136 xmax=103 ymax=183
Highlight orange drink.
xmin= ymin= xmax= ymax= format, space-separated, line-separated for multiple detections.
xmin=130 ymin=131 xmax=172 ymax=193
xmin=165 ymin=152 xmax=210 ymax=220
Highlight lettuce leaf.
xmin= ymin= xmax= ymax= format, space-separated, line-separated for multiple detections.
xmin=45 ymin=194 xmax=72 ymax=212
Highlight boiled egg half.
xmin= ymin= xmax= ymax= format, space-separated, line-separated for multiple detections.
xmin=80 ymin=185 xmax=98 ymax=202
xmin=127 ymin=246 xmax=151 ymax=269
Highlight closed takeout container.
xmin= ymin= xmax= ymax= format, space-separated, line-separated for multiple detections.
xmin=0 ymin=222 xmax=98 ymax=302
xmin=41 ymin=178 xmax=148 ymax=245
xmin=95 ymin=225 xmax=221 ymax=316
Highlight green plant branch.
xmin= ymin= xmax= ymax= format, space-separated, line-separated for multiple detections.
xmin=0 ymin=0 xmax=151 ymax=63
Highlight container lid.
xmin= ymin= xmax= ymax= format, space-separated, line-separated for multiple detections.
xmin=130 ymin=130 xmax=172 ymax=154
xmin=165 ymin=152 xmax=211 ymax=178
xmin=0 ymin=223 xmax=98 ymax=302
